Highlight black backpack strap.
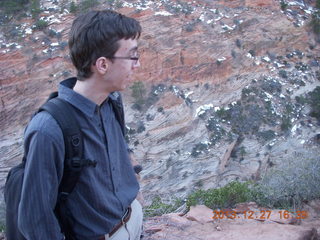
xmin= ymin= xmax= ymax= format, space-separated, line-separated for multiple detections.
xmin=40 ymin=97 xmax=83 ymax=168
xmin=109 ymin=92 xmax=125 ymax=137
xmin=39 ymin=97 xmax=96 ymax=240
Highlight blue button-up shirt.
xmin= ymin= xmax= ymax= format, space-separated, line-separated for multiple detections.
xmin=18 ymin=78 xmax=139 ymax=240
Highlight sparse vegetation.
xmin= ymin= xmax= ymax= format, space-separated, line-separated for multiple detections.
xmin=258 ymin=130 xmax=276 ymax=142
xmin=164 ymin=0 xmax=194 ymax=15
xmin=146 ymin=154 xmax=320 ymax=216
xmin=78 ymin=0 xmax=99 ymax=12
xmin=194 ymin=74 xmax=311 ymax=157
xmin=186 ymin=155 xmax=320 ymax=210
xmin=68 ymin=0 xmax=99 ymax=14
xmin=186 ymin=181 xmax=252 ymax=210
xmin=205 ymin=117 xmax=226 ymax=146
xmin=279 ymin=69 xmax=288 ymax=78
xmin=311 ymin=1 xmax=320 ymax=35
xmin=238 ymin=146 xmax=246 ymax=160
xmin=280 ymin=0 xmax=288 ymax=11
xmin=30 ymin=0 xmax=41 ymax=19
xmin=235 ymin=39 xmax=242 ymax=48
xmin=253 ymin=156 xmax=320 ymax=209
xmin=215 ymin=107 xmax=231 ymax=121
xmin=191 ymin=142 xmax=208 ymax=157
xmin=34 ymin=19 xmax=48 ymax=30
xmin=69 ymin=1 xmax=77 ymax=13
xmin=144 ymin=196 xmax=183 ymax=217
xmin=144 ymin=84 xmax=164 ymax=108
xmin=0 ymin=0 xmax=42 ymax=23
xmin=183 ymin=20 xmax=199 ymax=32
xmin=114 ymin=0 xmax=124 ymax=9
xmin=280 ymin=116 xmax=292 ymax=132
xmin=0 ymin=0 xmax=29 ymax=15
xmin=130 ymin=81 xmax=146 ymax=111
xmin=306 ymin=86 xmax=320 ymax=121
xmin=157 ymin=106 xmax=164 ymax=113
xmin=137 ymin=121 xmax=146 ymax=133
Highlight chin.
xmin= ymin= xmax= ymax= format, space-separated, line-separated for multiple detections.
xmin=118 ymin=85 xmax=127 ymax=91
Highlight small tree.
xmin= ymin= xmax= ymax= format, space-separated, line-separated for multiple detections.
xmin=130 ymin=81 xmax=146 ymax=107
xmin=34 ymin=19 xmax=48 ymax=30
xmin=311 ymin=0 xmax=320 ymax=35
xmin=280 ymin=0 xmax=288 ymax=11
xmin=307 ymin=86 xmax=320 ymax=120
xmin=0 ymin=0 xmax=29 ymax=15
xmin=69 ymin=1 xmax=77 ymax=13
xmin=30 ymin=0 xmax=41 ymax=19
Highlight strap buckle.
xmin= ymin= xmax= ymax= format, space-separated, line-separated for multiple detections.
xmin=58 ymin=192 xmax=69 ymax=202
xmin=70 ymin=158 xmax=97 ymax=170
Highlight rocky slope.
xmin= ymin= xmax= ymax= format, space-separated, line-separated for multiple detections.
xmin=143 ymin=200 xmax=320 ymax=240
xmin=0 ymin=0 xmax=320 ymax=237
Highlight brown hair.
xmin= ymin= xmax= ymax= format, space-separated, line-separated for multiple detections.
xmin=68 ymin=10 xmax=141 ymax=80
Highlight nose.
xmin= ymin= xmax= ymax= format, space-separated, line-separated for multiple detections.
xmin=133 ymin=59 xmax=141 ymax=69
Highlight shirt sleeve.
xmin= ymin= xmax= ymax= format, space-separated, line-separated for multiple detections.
xmin=18 ymin=114 xmax=65 ymax=240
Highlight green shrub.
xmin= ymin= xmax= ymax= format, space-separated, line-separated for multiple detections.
xmin=280 ymin=0 xmax=288 ymax=11
xmin=30 ymin=0 xmax=41 ymax=19
xmin=280 ymin=116 xmax=292 ymax=132
xmin=311 ymin=10 xmax=320 ymax=34
xmin=77 ymin=0 xmax=99 ymax=12
xmin=137 ymin=122 xmax=146 ymax=133
xmin=184 ymin=21 xmax=198 ymax=32
xmin=130 ymin=81 xmax=146 ymax=110
xmin=253 ymin=157 xmax=320 ymax=209
xmin=316 ymin=71 xmax=320 ymax=81
xmin=144 ymin=196 xmax=182 ymax=217
xmin=258 ymin=130 xmax=276 ymax=142
xmin=131 ymin=102 xmax=142 ymax=112
xmin=157 ymin=106 xmax=164 ymax=113
xmin=307 ymin=86 xmax=320 ymax=120
xmin=147 ymin=154 xmax=320 ymax=216
xmin=143 ymin=153 xmax=320 ymax=217
xmin=279 ymin=69 xmax=288 ymax=78
xmin=34 ymin=19 xmax=48 ymax=30
xmin=191 ymin=142 xmax=208 ymax=157
xmin=69 ymin=1 xmax=77 ymax=13
xmin=114 ymin=0 xmax=123 ymax=9
xmin=0 ymin=0 xmax=29 ymax=14
xmin=186 ymin=154 xmax=320 ymax=211
xmin=186 ymin=181 xmax=252 ymax=210
xmin=295 ymin=96 xmax=307 ymax=105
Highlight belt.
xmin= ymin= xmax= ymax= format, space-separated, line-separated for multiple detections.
xmin=98 ymin=206 xmax=132 ymax=240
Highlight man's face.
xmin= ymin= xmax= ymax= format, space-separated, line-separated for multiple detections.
xmin=105 ymin=38 xmax=140 ymax=92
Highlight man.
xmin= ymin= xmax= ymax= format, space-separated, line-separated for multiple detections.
xmin=18 ymin=10 xmax=143 ymax=240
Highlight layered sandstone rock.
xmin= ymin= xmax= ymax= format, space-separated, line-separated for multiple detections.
xmin=143 ymin=201 xmax=320 ymax=240
xmin=0 ymin=0 xmax=320 ymax=230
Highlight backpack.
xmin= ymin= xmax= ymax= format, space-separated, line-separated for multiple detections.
xmin=4 ymin=91 xmax=126 ymax=240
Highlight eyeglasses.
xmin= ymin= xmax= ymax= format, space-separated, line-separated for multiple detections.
xmin=109 ymin=53 xmax=140 ymax=64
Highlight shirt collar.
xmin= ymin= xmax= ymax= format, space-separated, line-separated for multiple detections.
xmin=58 ymin=77 xmax=98 ymax=118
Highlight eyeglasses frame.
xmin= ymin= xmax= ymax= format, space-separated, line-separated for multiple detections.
xmin=108 ymin=54 xmax=140 ymax=64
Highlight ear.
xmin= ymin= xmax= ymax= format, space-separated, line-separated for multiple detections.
xmin=94 ymin=57 xmax=109 ymax=74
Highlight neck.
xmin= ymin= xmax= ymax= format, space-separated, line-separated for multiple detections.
xmin=73 ymin=77 xmax=110 ymax=105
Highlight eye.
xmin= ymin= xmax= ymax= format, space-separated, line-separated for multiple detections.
xmin=131 ymin=51 xmax=138 ymax=58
